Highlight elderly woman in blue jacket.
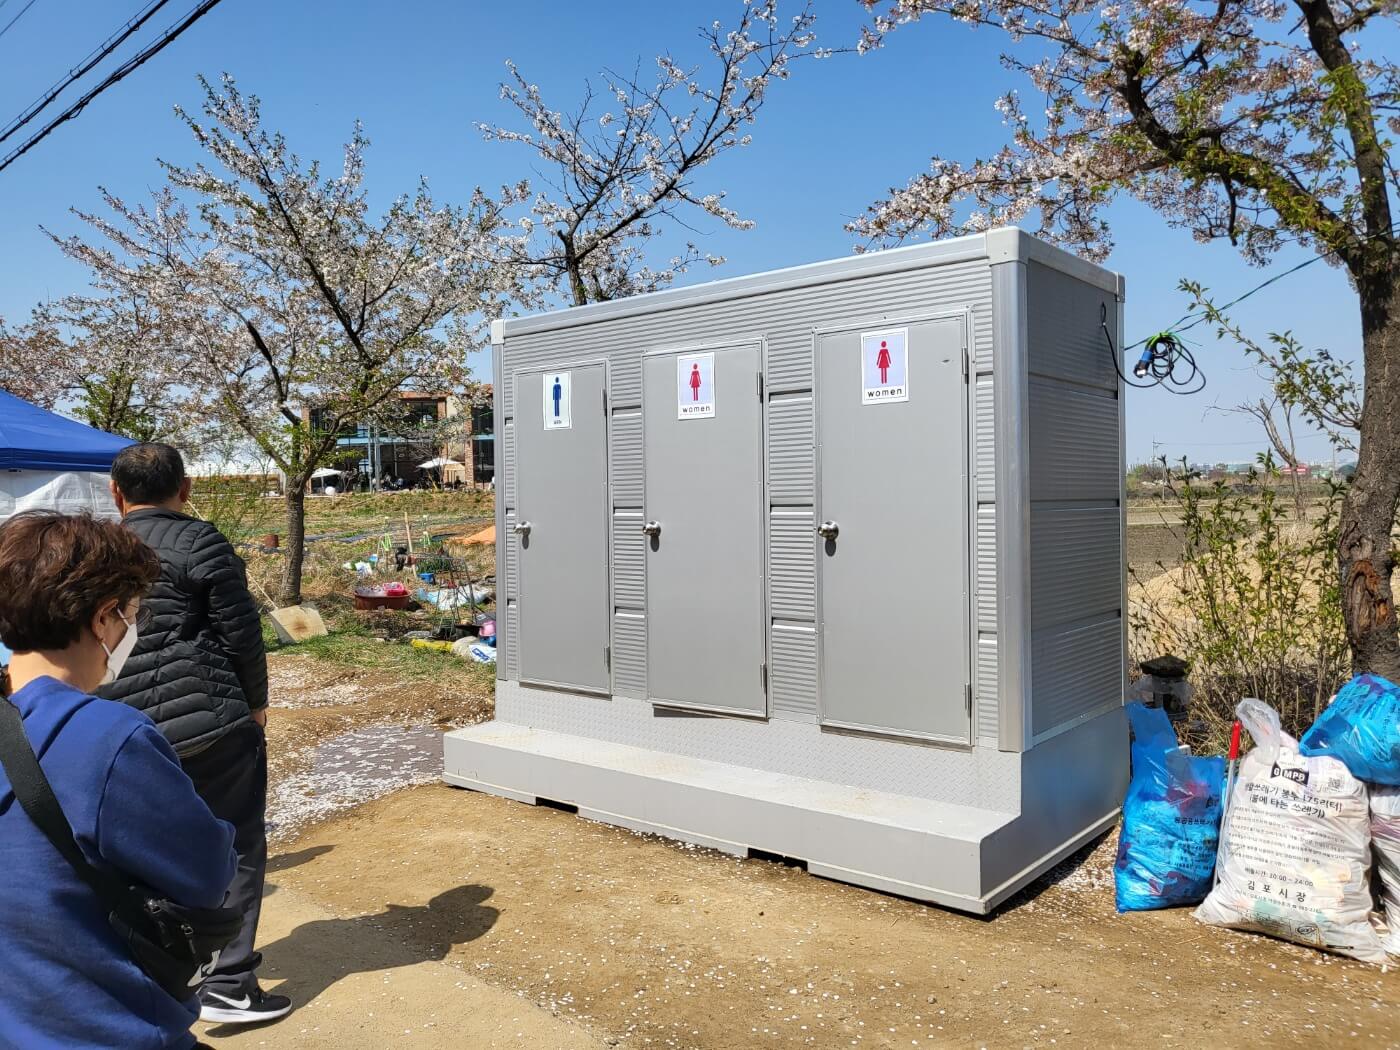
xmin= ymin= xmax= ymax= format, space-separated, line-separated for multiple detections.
xmin=0 ymin=510 xmax=237 ymax=1050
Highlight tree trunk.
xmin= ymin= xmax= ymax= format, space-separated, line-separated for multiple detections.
xmin=280 ymin=483 xmax=308 ymax=606
xmin=1339 ymin=264 xmax=1400 ymax=679
xmin=559 ymin=232 xmax=589 ymax=307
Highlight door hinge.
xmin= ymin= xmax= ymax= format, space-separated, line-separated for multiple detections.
xmin=756 ymin=371 xmax=765 ymax=400
xmin=965 ymin=682 xmax=973 ymax=716
xmin=602 ymin=388 xmax=608 ymax=413
xmin=604 ymin=646 xmax=612 ymax=672
xmin=961 ymin=344 xmax=970 ymax=381
xmin=761 ymin=662 xmax=768 ymax=692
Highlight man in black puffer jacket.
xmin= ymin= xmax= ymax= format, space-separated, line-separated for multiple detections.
xmin=99 ymin=443 xmax=291 ymax=1027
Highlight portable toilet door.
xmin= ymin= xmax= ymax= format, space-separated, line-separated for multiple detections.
xmin=640 ymin=340 xmax=768 ymax=717
xmin=511 ymin=362 xmax=611 ymax=694
xmin=813 ymin=312 xmax=971 ymax=744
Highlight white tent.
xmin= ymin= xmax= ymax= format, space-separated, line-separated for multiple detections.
xmin=0 ymin=391 xmax=134 ymax=664
xmin=0 ymin=390 xmax=133 ymax=523
xmin=0 ymin=471 xmax=123 ymax=521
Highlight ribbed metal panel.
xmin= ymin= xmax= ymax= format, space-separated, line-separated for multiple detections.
xmin=769 ymin=396 xmax=814 ymax=506
xmin=500 ymin=512 xmax=517 ymax=675
xmin=502 ymin=510 xmax=517 ymax=598
xmin=612 ymin=611 xmax=646 ymax=697
xmin=1030 ymin=506 xmax=1121 ymax=630
xmin=1030 ymin=616 xmax=1122 ymax=736
xmin=610 ymin=346 xmax=643 ymax=408
xmin=770 ymin=510 xmax=816 ymax=621
xmin=503 ymin=261 xmax=992 ymax=395
xmin=611 ymin=511 xmax=645 ymax=609
xmin=971 ymin=302 xmax=993 ymax=372
xmin=976 ymin=636 xmax=999 ymax=745
xmin=609 ymin=410 xmax=643 ymax=508
xmin=504 ymin=601 xmax=519 ymax=679
xmin=975 ymin=375 xmax=996 ymax=503
xmin=767 ymin=332 xmax=812 ymax=393
xmin=976 ymin=505 xmax=996 ymax=634
xmin=770 ymin=624 xmax=818 ymax=720
xmin=1027 ymin=261 xmax=1117 ymax=392
xmin=1028 ymin=379 xmax=1120 ymax=503
xmin=502 ymin=421 xmax=515 ymax=509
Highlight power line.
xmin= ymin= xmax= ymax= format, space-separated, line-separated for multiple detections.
xmin=1126 ymin=221 xmax=1400 ymax=351
xmin=0 ymin=0 xmax=174 ymax=147
xmin=0 ymin=0 xmax=40 ymax=43
xmin=0 ymin=0 xmax=225 ymax=176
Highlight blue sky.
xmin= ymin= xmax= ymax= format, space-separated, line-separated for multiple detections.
xmin=0 ymin=0 xmax=1377 ymax=464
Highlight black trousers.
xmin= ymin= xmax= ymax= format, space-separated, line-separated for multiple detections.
xmin=180 ymin=722 xmax=267 ymax=997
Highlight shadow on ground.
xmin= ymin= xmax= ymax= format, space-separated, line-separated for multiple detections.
xmin=266 ymin=844 xmax=334 ymax=874
xmin=203 ymin=883 xmax=498 ymax=1035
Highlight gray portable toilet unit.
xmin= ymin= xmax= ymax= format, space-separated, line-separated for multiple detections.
xmin=444 ymin=227 xmax=1128 ymax=913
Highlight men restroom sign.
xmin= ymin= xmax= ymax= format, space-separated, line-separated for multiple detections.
xmin=543 ymin=370 xmax=572 ymax=429
xmin=861 ymin=328 xmax=909 ymax=405
xmin=676 ymin=351 xmax=716 ymax=419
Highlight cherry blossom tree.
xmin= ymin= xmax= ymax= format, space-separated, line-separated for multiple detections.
xmin=38 ymin=289 xmax=193 ymax=440
xmin=0 ymin=314 xmax=69 ymax=409
xmin=51 ymin=75 xmax=517 ymax=603
xmin=855 ymin=0 xmax=1400 ymax=678
xmin=483 ymin=0 xmax=819 ymax=307
xmin=1 ymin=295 xmax=188 ymax=442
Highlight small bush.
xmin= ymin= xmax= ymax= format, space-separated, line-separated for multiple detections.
xmin=1130 ymin=458 xmax=1349 ymax=753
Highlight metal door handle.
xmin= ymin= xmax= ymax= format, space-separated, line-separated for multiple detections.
xmin=816 ymin=520 xmax=840 ymax=540
xmin=641 ymin=521 xmax=662 ymax=538
xmin=513 ymin=520 xmax=532 ymax=535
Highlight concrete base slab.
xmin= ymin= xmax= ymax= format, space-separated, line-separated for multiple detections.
xmin=442 ymin=721 xmax=1078 ymax=914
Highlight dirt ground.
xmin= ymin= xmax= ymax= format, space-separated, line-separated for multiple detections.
xmin=1126 ymin=521 xmax=1186 ymax=581
xmin=258 ymin=652 xmax=494 ymax=842
xmin=206 ymin=612 xmax=1400 ymax=1049
xmin=207 ymin=784 xmax=1400 ymax=1050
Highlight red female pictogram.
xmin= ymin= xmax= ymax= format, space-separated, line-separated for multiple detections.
xmin=689 ymin=362 xmax=702 ymax=401
xmin=876 ymin=340 xmax=892 ymax=384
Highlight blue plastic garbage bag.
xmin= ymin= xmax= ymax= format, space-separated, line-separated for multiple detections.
xmin=1300 ymin=673 xmax=1400 ymax=785
xmin=1114 ymin=703 xmax=1227 ymax=912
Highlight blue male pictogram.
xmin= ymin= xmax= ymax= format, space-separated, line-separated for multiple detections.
xmin=552 ymin=377 xmax=562 ymax=418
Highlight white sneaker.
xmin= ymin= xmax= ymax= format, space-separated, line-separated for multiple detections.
xmin=198 ymin=986 xmax=292 ymax=1025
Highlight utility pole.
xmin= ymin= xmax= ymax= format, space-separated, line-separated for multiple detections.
xmin=369 ymin=420 xmax=380 ymax=489
xmin=1151 ymin=437 xmax=1165 ymax=506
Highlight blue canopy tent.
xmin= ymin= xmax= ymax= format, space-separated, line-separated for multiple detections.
xmin=1 ymin=390 xmax=135 ymax=665
xmin=0 ymin=389 xmax=134 ymax=472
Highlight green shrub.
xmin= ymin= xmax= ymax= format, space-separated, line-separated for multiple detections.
xmin=1129 ymin=457 xmax=1349 ymax=753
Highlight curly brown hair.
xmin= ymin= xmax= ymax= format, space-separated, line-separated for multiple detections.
xmin=0 ymin=511 xmax=160 ymax=653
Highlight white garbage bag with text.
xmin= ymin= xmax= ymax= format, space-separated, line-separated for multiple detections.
xmin=1372 ymin=785 xmax=1400 ymax=958
xmin=1194 ymin=698 xmax=1389 ymax=963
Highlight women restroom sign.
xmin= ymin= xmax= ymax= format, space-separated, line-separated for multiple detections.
xmin=677 ymin=352 xmax=715 ymax=419
xmin=861 ymin=328 xmax=909 ymax=405
xmin=543 ymin=371 xmax=572 ymax=429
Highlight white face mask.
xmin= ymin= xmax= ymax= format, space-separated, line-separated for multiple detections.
xmin=100 ymin=611 xmax=139 ymax=686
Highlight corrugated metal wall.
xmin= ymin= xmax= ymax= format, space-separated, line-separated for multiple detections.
xmin=497 ymin=258 xmax=996 ymax=731
xmin=1024 ymin=262 xmax=1124 ymax=740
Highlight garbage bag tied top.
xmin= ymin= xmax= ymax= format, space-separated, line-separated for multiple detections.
xmin=1195 ymin=698 xmax=1389 ymax=964
xmin=1114 ymin=703 xmax=1226 ymax=913
xmin=1300 ymin=673 xmax=1400 ymax=786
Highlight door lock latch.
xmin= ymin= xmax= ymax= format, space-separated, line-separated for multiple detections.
xmin=641 ymin=521 xmax=662 ymax=538
xmin=816 ymin=520 xmax=840 ymax=540
xmin=512 ymin=520 xmax=532 ymax=536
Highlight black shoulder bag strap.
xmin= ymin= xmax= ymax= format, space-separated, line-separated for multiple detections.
xmin=0 ymin=698 xmax=137 ymax=914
